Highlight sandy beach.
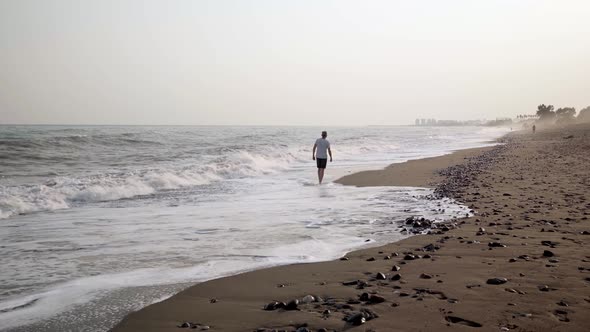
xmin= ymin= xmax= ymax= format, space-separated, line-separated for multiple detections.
xmin=111 ymin=124 xmax=590 ymax=332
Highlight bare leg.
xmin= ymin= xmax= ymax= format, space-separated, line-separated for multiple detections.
xmin=319 ymin=168 xmax=325 ymax=184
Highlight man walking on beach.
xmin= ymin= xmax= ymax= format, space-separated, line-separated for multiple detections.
xmin=312 ymin=131 xmax=332 ymax=184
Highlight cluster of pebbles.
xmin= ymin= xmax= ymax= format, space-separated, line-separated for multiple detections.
xmin=253 ymin=242 xmax=452 ymax=331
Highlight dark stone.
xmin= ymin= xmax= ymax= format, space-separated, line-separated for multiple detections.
xmin=356 ymin=280 xmax=369 ymax=289
xmin=340 ymin=256 xmax=349 ymax=261
xmin=361 ymin=308 xmax=379 ymax=320
xmin=538 ymin=285 xmax=555 ymax=292
xmin=345 ymin=308 xmax=379 ymax=325
xmin=296 ymin=328 xmax=310 ymax=332
xmin=486 ymin=278 xmax=508 ymax=285
xmin=391 ymin=273 xmax=402 ymax=281
xmin=420 ymin=273 xmax=433 ymax=279
xmin=445 ymin=316 xmax=483 ymax=327
xmin=376 ymin=272 xmax=387 ymax=280
xmin=404 ymin=254 xmax=417 ymax=260
xmin=264 ymin=301 xmax=282 ymax=311
xmin=369 ymin=294 xmax=386 ymax=303
xmin=285 ymin=299 xmax=299 ymax=310
xmin=541 ymin=240 xmax=558 ymax=247
xmin=543 ymin=250 xmax=555 ymax=257
xmin=359 ymin=292 xmax=370 ymax=301
xmin=177 ymin=322 xmax=192 ymax=328
xmin=346 ymin=313 xmax=366 ymax=325
xmin=366 ymin=257 xmax=376 ymax=262
xmin=391 ymin=265 xmax=401 ymax=271
xmin=423 ymin=243 xmax=439 ymax=252
xmin=301 ymin=295 xmax=316 ymax=303
xmin=342 ymin=280 xmax=359 ymax=286
xmin=488 ymin=242 xmax=507 ymax=248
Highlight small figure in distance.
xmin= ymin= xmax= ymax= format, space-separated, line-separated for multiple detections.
xmin=312 ymin=131 xmax=333 ymax=184
xmin=532 ymin=124 xmax=536 ymax=134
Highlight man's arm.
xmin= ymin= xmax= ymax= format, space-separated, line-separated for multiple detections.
xmin=328 ymin=147 xmax=333 ymax=162
xmin=312 ymin=143 xmax=317 ymax=160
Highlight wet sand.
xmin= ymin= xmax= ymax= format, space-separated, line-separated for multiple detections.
xmin=112 ymin=124 xmax=590 ymax=332
xmin=334 ymin=146 xmax=495 ymax=188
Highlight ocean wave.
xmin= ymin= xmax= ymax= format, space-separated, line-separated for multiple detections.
xmin=0 ymin=133 xmax=163 ymax=153
xmin=0 ymin=150 xmax=296 ymax=219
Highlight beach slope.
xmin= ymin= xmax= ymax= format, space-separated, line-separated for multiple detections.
xmin=112 ymin=124 xmax=590 ymax=332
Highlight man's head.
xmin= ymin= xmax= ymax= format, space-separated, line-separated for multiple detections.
xmin=321 ymin=131 xmax=327 ymax=138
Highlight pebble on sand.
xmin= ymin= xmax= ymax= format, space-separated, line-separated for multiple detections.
xmin=391 ymin=273 xmax=402 ymax=281
xmin=486 ymin=278 xmax=508 ymax=285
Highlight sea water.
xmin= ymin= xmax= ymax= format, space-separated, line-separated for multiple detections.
xmin=0 ymin=125 xmax=508 ymax=331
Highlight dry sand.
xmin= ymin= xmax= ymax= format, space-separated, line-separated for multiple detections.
xmin=112 ymin=124 xmax=590 ymax=332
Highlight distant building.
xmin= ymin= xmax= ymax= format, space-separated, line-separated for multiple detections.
xmin=413 ymin=118 xmax=488 ymax=126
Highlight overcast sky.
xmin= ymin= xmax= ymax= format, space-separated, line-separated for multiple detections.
xmin=1 ymin=0 xmax=589 ymax=125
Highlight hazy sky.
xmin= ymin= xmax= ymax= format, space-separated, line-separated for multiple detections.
xmin=1 ymin=0 xmax=589 ymax=125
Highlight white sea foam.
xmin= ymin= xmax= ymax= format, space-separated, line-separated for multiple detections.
xmin=0 ymin=261 xmax=268 ymax=330
xmin=0 ymin=151 xmax=295 ymax=219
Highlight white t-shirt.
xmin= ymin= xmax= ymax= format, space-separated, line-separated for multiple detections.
xmin=315 ymin=138 xmax=330 ymax=159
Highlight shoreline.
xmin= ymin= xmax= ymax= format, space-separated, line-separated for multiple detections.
xmin=114 ymin=123 xmax=590 ymax=331
xmin=334 ymin=146 xmax=496 ymax=188
xmin=0 ymin=130 xmax=504 ymax=332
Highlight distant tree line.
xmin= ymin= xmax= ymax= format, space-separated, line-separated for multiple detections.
xmin=535 ymin=104 xmax=590 ymax=124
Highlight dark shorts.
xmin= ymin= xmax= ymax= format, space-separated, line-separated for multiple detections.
xmin=316 ymin=158 xmax=327 ymax=169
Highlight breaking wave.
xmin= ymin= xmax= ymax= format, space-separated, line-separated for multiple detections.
xmin=0 ymin=150 xmax=296 ymax=219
